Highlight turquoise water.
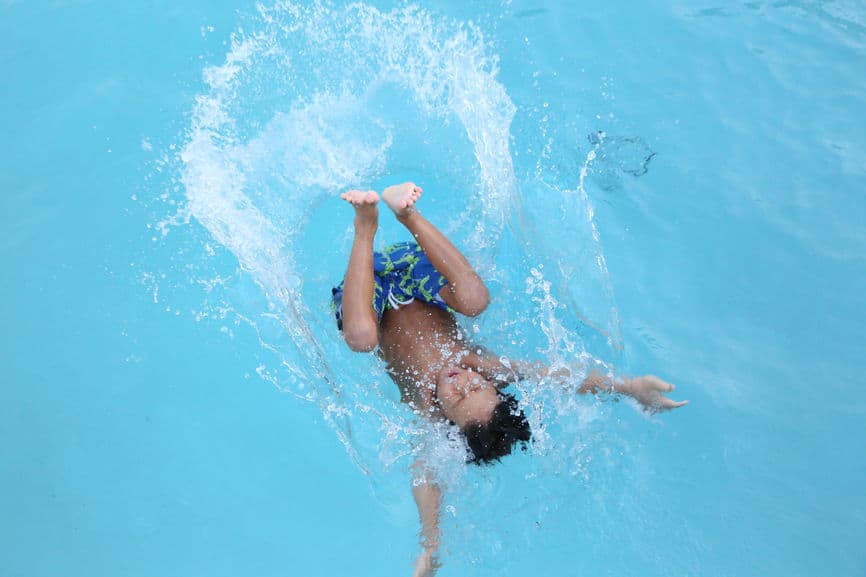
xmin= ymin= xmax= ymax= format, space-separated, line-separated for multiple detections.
xmin=2 ymin=1 xmax=865 ymax=576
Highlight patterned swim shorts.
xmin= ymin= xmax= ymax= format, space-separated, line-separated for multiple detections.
xmin=331 ymin=241 xmax=453 ymax=330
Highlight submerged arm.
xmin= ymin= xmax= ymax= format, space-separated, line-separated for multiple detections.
xmin=411 ymin=461 xmax=441 ymax=577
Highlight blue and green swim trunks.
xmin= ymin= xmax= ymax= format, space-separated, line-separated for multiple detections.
xmin=331 ymin=241 xmax=453 ymax=331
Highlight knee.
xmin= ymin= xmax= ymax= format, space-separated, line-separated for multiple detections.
xmin=343 ymin=324 xmax=379 ymax=352
xmin=457 ymin=281 xmax=490 ymax=318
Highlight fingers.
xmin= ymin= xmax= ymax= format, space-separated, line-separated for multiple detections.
xmin=654 ymin=398 xmax=688 ymax=413
xmin=648 ymin=375 xmax=675 ymax=392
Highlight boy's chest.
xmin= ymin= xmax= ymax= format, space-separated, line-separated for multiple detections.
xmin=378 ymin=302 xmax=471 ymax=407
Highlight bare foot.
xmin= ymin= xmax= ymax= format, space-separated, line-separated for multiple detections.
xmin=382 ymin=182 xmax=422 ymax=218
xmin=341 ymin=189 xmax=379 ymax=229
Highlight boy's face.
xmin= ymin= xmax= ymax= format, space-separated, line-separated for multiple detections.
xmin=435 ymin=366 xmax=499 ymax=428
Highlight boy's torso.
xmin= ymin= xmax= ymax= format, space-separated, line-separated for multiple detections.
xmin=379 ymin=299 xmax=475 ymax=411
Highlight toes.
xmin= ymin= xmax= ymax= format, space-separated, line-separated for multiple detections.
xmin=341 ymin=189 xmax=379 ymax=206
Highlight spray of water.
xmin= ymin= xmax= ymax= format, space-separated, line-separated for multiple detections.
xmin=166 ymin=0 xmax=629 ymax=567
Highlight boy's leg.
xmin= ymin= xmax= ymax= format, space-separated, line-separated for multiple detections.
xmin=382 ymin=183 xmax=489 ymax=317
xmin=340 ymin=190 xmax=380 ymax=352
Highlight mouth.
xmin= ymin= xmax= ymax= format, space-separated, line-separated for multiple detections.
xmin=447 ymin=370 xmax=460 ymax=378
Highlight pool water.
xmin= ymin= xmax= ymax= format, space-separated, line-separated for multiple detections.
xmin=2 ymin=1 xmax=865 ymax=576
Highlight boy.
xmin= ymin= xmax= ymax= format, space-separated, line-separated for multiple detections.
xmin=332 ymin=182 xmax=687 ymax=575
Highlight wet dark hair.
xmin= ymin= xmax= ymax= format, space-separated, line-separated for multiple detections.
xmin=461 ymin=393 xmax=531 ymax=464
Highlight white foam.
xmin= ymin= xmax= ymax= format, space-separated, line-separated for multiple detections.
xmin=177 ymin=1 xmax=525 ymax=473
xmin=173 ymin=1 xmax=629 ymax=502
xmin=573 ymin=143 xmax=624 ymax=353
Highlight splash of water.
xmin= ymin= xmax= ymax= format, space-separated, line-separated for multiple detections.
xmin=572 ymin=139 xmax=624 ymax=353
xmin=177 ymin=0 xmax=526 ymax=474
xmin=158 ymin=2 xmax=657 ymax=573
xmin=172 ymin=3 xmax=629 ymax=556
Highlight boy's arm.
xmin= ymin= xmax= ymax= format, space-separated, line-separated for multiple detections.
xmin=411 ymin=462 xmax=441 ymax=577
xmin=467 ymin=348 xmax=688 ymax=412
xmin=577 ymin=370 xmax=689 ymax=413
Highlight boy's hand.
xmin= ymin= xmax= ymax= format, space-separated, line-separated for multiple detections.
xmin=412 ymin=548 xmax=438 ymax=577
xmin=620 ymin=375 xmax=688 ymax=413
